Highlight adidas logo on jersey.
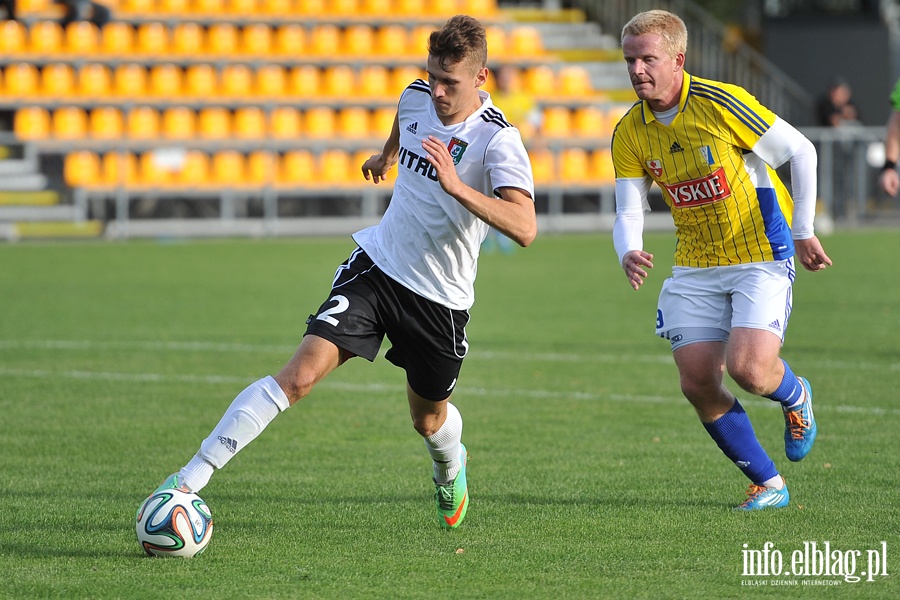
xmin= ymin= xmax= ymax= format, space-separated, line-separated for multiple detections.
xmin=217 ymin=435 xmax=238 ymax=454
xmin=406 ymin=122 xmax=418 ymax=134
xmin=669 ymin=141 xmax=685 ymax=153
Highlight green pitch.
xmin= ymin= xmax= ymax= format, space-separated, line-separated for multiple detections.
xmin=0 ymin=231 xmax=897 ymax=599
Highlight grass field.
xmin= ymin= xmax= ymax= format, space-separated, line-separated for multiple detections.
xmin=1 ymin=230 xmax=898 ymax=599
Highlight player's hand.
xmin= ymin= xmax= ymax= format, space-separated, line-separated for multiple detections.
xmin=422 ymin=136 xmax=464 ymax=197
xmin=622 ymin=249 xmax=653 ymax=290
xmin=880 ymin=169 xmax=899 ymax=197
xmin=361 ymin=153 xmax=395 ymax=184
xmin=794 ymin=237 xmax=833 ymax=272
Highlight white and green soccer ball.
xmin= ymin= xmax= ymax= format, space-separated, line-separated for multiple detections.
xmin=135 ymin=488 xmax=213 ymax=558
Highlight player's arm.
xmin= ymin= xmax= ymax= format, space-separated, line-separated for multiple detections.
xmin=880 ymin=110 xmax=900 ymax=196
xmin=361 ymin=109 xmax=401 ymax=184
xmin=614 ymin=176 xmax=653 ymax=290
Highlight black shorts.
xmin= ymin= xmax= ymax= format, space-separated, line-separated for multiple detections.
xmin=305 ymin=248 xmax=470 ymax=401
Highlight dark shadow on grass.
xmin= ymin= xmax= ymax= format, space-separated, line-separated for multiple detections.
xmin=0 ymin=541 xmax=138 ymax=560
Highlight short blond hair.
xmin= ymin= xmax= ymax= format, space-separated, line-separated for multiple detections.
xmin=621 ymin=10 xmax=687 ymax=58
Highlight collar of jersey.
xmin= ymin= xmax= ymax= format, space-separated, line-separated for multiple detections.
xmin=641 ymin=71 xmax=692 ymax=125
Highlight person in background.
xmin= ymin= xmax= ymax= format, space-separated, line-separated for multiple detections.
xmin=879 ymin=78 xmax=900 ymax=196
xmin=816 ymin=78 xmax=860 ymax=128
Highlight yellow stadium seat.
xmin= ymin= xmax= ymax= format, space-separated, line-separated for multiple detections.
xmin=100 ymin=22 xmax=134 ymax=55
xmin=78 ymin=63 xmax=112 ymax=98
xmin=41 ymin=62 xmax=76 ymax=97
xmin=64 ymin=151 xmax=102 ymax=187
xmin=359 ymin=0 xmax=390 ymax=14
xmin=221 ymin=64 xmax=252 ymax=97
xmin=309 ymin=24 xmax=339 ymax=56
xmin=430 ymin=0 xmax=456 ymax=16
xmin=260 ymin=0 xmax=292 ymax=15
xmin=212 ymin=151 xmax=245 ymax=186
xmin=139 ymin=151 xmax=174 ymax=187
xmin=0 ymin=21 xmax=27 ymax=54
xmin=149 ymin=64 xmax=183 ymax=98
xmin=337 ymin=107 xmax=370 ymax=139
xmin=592 ymin=149 xmax=615 ymax=183
xmin=14 ymin=106 xmax=51 ymax=140
xmin=359 ymin=65 xmax=390 ymax=99
xmin=161 ymin=107 xmax=196 ymax=140
xmin=542 ymin=106 xmax=571 ymax=138
xmin=229 ymin=0 xmax=257 ymax=13
xmin=113 ymin=63 xmax=147 ymax=98
xmin=6 ymin=63 xmax=39 ymax=97
xmin=194 ymin=0 xmax=225 ymax=13
xmin=559 ymin=65 xmax=593 ymax=98
xmin=121 ymin=0 xmax=155 ymax=14
xmin=89 ymin=107 xmax=124 ymax=139
xmin=233 ymin=106 xmax=265 ymax=139
xmin=572 ymin=106 xmax=605 ymax=138
xmin=342 ymin=24 xmax=374 ymax=56
xmin=176 ymin=151 xmax=210 ymax=186
xmin=295 ymin=0 xmax=324 ymax=14
xmin=485 ymin=26 xmax=507 ymax=58
xmin=273 ymin=24 xmax=304 ymax=56
xmin=303 ymin=107 xmax=336 ymax=139
xmin=198 ymin=107 xmax=231 ymax=139
xmin=17 ymin=0 xmax=52 ymax=11
xmin=319 ymin=149 xmax=351 ymax=184
xmin=65 ymin=21 xmax=99 ymax=55
xmin=241 ymin=23 xmax=272 ymax=55
xmin=529 ymin=148 xmax=555 ymax=185
xmin=523 ymin=65 xmax=556 ymax=98
xmin=280 ymin=150 xmax=314 ymax=185
xmin=509 ymin=26 xmax=542 ymax=57
xmin=560 ymin=148 xmax=590 ymax=184
xmin=135 ymin=22 xmax=169 ymax=55
xmin=371 ymin=107 xmax=396 ymax=137
xmin=395 ymin=0 xmax=424 ymax=16
xmin=390 ymin=65 xmax=424 ymax=95
xmin=287 ymin=65 xmax=320 ymax=97
xmin=30 ymin=20 xmax=64 ymax=55
xmin=373 ymin=25 xmax=409 ymax=57
xmin=184 ymin=64 xmax=217 ymax=98
xmin=322 ymin=65 xmax=354 ymax=97
xmin=207 ymin=22 xmax=238 ymax=55
xmin=101 ymin=152 xmax=139 ymax=186
xmin=269 ymin=106 xmax=301 ymax=139
xmin=459 ymin=0 xmax=495 ymax=16
xmin=172 ymin=22 xmax=204 ymax=56
xmin=330 ymin=0 xmax=356 ymax=15
xmin=158 ymin=0 xmax=190 ymax=13
xmin=256 ymin=65 xmax=287 ymax=97
xmin=126 ymin=106 xmax=160 ymax=139
xmin=604 ymin=105 xmax=630 ymax=135
xmin=52 ymin=106 xmax=88 ymax=139
xmin=408 ymin=25 xmax=433 ymax=56
xmin=246 ymin=150 xmax=277 ymax=185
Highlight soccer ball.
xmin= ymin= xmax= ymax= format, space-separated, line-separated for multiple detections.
xmin=135 ymin=488 xmax=213 ymax=557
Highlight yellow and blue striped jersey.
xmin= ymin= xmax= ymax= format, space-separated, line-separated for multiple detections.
xmin=611 ymin=72 xmax=795 ymax=267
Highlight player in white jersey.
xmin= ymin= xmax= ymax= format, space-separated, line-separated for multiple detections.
xmin=146 ymin=15 xmax=536 ymax=530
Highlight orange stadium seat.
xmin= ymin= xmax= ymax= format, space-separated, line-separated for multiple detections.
xmin=207 ymin=23 xmax=238 ymax=56
xmin=510 ymin=26 xmax=542 ymax=57
xmin=408 ymin=25 xmax=433 ymax=56
xmin=149 ymin=64 xmax=183 ymax=98
xmin=256 ymin=65 xmax=287 ymax=98
xmin=100 ymin=22 xmax=134 ymax=55
xmin=198 ymin=107 xmax=231 ymax=139
xmin=319 ymin=150 xmax=352 ymax=184
xmin=359 ymin=65 xmax=390 ymax=99
xmin=241 ymin=23 xmax=272 ymax=56
xmin=221 ymin=64 xmax=252 ymax=97
xmin=330 ymin=0 xmax=356 ymax=16
xmin=233 ymin=106 xmax=266 ymax=139
xmin=260 ymin=0 xmax=292 ymax=15
xmin=529 ymin=148 xmax=555 ymax=185
xmin=0 ymin=21 xmax=27 ymax=54
xmin=342 ymin=24 xmax=374 ymax=56
xmin=30 ymin=20 xmax=64 ymax=55
xmin=572 ymin=106 xmax=605 ymax=138
xmin=303 ymin=107 xmax=336 ymax=139
xmin=41 ymin=63 xmax=76 ymax=97
xmin=322 ymin=65 xmax=354 ymax=97
xmin=360 ymin=0 xmax=390 ymax=14
xmin=65 ymin=21 xmax=100 ymax=55
xmin=273 ymin=24 xmax=305 ymax=56
xmin=371 ymin=107 xmax=395 ymax=137
xmin=560 ymin=148 xmax=590 ymax=184
xmin=269 ymin=106 xmax=301 ymax=139
xmin=113 ymin=63 xmax=147 ymax=98
xmin=337 ymin=107 xmax=371 ymax=139
xmin=395 ymin=0 xmax=424 ymax=16
xmin=280 ymin=150 xmax=315 ymax=185
xmin=159 ymin=0 xmax=190 ymax=13
xmin=121 ymin=0 xmax=155 ymax=15
xmin=135 ymin=22 xmax=169 ymax=56
xmin=184 ymin=64 xmax=217 ymax=98
xmin=78 ymin=63 xmax=112 ymax=98
xmin=390 ymin=65 xmax=424 ymax=95
xmin=484 ymin=26 xmax=507 ymax=58
xmin=52 ymin=106 xmax=89 ymax=139
xmin=126 ymin=106 xmax=161 ymax=139
xmin=591 ymin=149 xmax=615 ymax=183
xmin=176 ymin=151 xmax=210 ymax=186
xmin=374 ymin=25 xmax=409 ymax=57
xmin=14 ymin=106 xmax=51 ymax=140
xmin=139 ymin=151 xmax=174 ymax=187
xmin=229 ymin=0 xmax=258 ymax=14
xmin=101 ymin=152 xmax=139 ymax=186
xmin=309 ymin=24 xmax=339 ymax=56
xmin=523 ymin=65 xmax=555 ymax=98
xmin=17 ymin=0 xmax=52 ymax=11
xmin=172 ymin=22 xmax=204 ymax=56
xmin=460 ymin=0 xmax=496 ymax=16
xmin=5 ymin=63 xmax=39 ymax=97
xmin=64 ymin=151 xmax=102 ymax=187
xmin=295 ymin=0 xmax=325 ymax=15
xmin=246 ymin=150 xmax=277 ymax=185
xmin=161 ymin=106 xmax=196 ymax=140
xmin=194 ymin=0 xmax=225 ymax=14
xmin=430 ymin=0 xmax=456 ymax=17
xmin=212 ymin=151 xmax=245 ymax=186
xmin=89 ymin=107 xmax=124 ymax=140
xmin=559 ymin=65 xmax=593 ymax=98
xmin=542 ymin=106 xmax=572 ymax=138
xmin=288 ymin=65 xmax=320 ymax=97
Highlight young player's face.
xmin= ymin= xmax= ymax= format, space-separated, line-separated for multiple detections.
xmin=426 ymin=55 xmax=487 ymax=125
xmin=622 ymin=33 xmax=684 ymax=111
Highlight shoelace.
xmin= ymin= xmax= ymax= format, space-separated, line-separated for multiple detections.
xmin=785 ymin=407 xmax=810 ymax=440
xmin=435 ymin=483 xmax=455 ymax=510
xmin=741 ymin=484 xmax=768 ymax=507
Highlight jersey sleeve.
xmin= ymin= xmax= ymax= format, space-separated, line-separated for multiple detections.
xmin=711 ymin=81 xmax=779 ymax=152
xmin=610 ymin=121 xmax=647 ymax=179
xmin=484 ymin=127 xmax=535 ymax=200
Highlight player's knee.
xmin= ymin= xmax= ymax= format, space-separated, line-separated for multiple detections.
xmin=411 ymin=414 xmax=442 ymax=438
xmin=728 ymin=363 xmax=769 ymax=396
xmin=274 ymin=372 xmax=316 ymax=405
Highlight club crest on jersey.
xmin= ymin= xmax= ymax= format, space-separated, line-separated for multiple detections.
xmin=699 ymin=145 xmax=716 ymax=166
xmin=662 ymin=166 xmax=732 ymax=207
xmin=646 ymin=159 xmax=663 ymax=178
xmin=448 ymin=137 xmax=468 ymax=165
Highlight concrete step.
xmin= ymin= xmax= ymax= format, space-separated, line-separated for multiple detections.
xmin=0 ymin=204 xmax=81 ymax=221
xmin=1 ymin=220 xmax=104 ymax=241
xmin=0 ymin=173 xmax=49 ymax=191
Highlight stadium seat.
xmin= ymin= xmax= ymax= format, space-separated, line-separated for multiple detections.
xmin=126 ymin=106 xmax=160 ymax=139
xmin=207 ymin=23 xmax=238 ymax=56
xmin=390 ymin=65 xmax=425 ymax=95
xmin=101 ymin=152 xmax=139 ymax=186
xmin=64 ymin=151 xmax=102 ymax=187
xmin=337 ymin=107 xmax=371 ymax=139
xmin=273 ymin=24 xmax=305 ymax=56
xmin=113 ymin=63 xmax=147 ymax=98
xmin=604 ymin=105 xmax=630 ymax=136
xmin=184 ymin=64 xmax=217 ymax=98
xmin=30 ymin=20 xmax=64 ymax=55
xmin=100 ymin=22 xmax=134 ymax=55
xmin=288 ymin=65 xmax=320 ymax=97
xmin=172 ymin=22 xmax=204 ymax=56
xmin=395 ymin=0 xmax=424 ymax=16
xmin=280 ymin=150 xmax=315 ymax=184
xmin=309 ymin=24 xmax=339 ymax=56
xmin=269 ymin=106 xmax=301 ymax=139
xmin=459 ymin=0 xmax=496 ymax=16
xmin=139 ymin=151 xmax=174 ymax=187
xmin=408 ymin=25 xmax=433 ymax=56
xmin=330 ymin=0 xmax=356 ymax=15
xmin=343 ymin=24 xmax=374 ymax=56
xmin=52 ymin=106 xmax=89 ymax=139
xmin=65 ymin=21 xmax=99 ymax=55
xmin=0 ymin=20 xmax=26 ymax=55
xmin=256 ymin=65 xmax=287 ymax=98
xmin=322 ymin=65 xmax=354 ymax=97
xmin=572 ymin=106 xmax=605 ymax=138
xmin=529 ymin=148 xmax=555 ymax=185
xmin=41 ymin=63 xmax=76 ymax=97
xmin=176 ymin=150 xmax=210 ymax=186
xmin=371 ymin=106 xmax=396 ymax=137
xmin=359 ymin=65 xmax=390 ymax=99
xmin=359 ymin=0 xmax=391 ymax=15
xmin=592 ymin=149 xmax=615 ymax=183
xmin=542 ymin=106 xmax=572 ymax=138
xmin=16 ymin=0 xmax=52 ymax=11
xmin=212 ymin=151 xmax=245 ymax=186
xmin=246 ymin=150 xmax=277 ymax=185
xmin=221 ymin=64 xmax=252 ymax=97
xmin=430 ymin=0 xmax=456 ymax=16
xmin=560 ymin=148 xmax=590 ymax=184
xmin=5 ymin=63 xmax=39 ymax=97
xmin=149 ymin=64 xmax=183 ymax=98
xmin=135 ymin=22 xmax=169 ymax=56
xmin=161 ymin=107 xmax=196 ymax=140
xmin=194 ymin=0 xmax=225 ymax=14
xmin=159 ymin=0 xmax=190 ymax=13
xmin=78 ymin=63 xmax=112 ymax=98
xmin=13 ymin=106 xmax=51 ymax=140
xmin=319 ymin=150 xmax=352 ymax=184
xmin=121 ymin=0 xmax=155 ymax=14
xmin=241 ymin=23 xmax=272 ymax=56
xmin=260 ymin=0 xmax=292 ymax=15
xmin=233 ymin=106 xmax=266 ymax=139
xmin=295 ymin=0 xmax=325 ymax=15
xmin=523 ymin=65 xmax=555 ymax=98
xmin=485 ymin=26 xmax=507 ymax=58
xmin=559 ymin=65 xmax=593 ymax=98
xmin=303 ymin=107 xmax=336 ymax=139
xmin=89 ymin=107 xmax=124 ymax=139
xmin=198 ymin=107 xmax=231 ymax=139
xmin=509 ymin=26 xmax=543 ymax=57
xmin=374 ymin=25 xmax=409 ymax=57
xmin=229 ymin=0 xmax=257 ymax=14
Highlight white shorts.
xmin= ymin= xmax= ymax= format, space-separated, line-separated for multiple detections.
xmin=655 ymin=259 xmax=795 ymax=349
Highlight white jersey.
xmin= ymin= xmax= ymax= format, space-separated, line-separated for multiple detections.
xmin=352 ymin=81 xmax=534 ymax=310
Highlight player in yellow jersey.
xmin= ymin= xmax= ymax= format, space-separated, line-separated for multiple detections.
xmin=611 ymin=10 xmax=832 ymax=510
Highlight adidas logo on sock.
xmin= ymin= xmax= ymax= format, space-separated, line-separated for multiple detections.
xmin=406 ymin=121 xmax=418 ymax=134
xmin=217 ymin=436 xmax=238 ymax=454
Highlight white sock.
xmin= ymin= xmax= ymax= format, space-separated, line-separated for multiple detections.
xmin=188 ymin=376 xmax=290 ymax=491
xmin=762 ymin=474 xmax=785 ymax=489
xmin=423 ymin=402 xmax=463 ymax=484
